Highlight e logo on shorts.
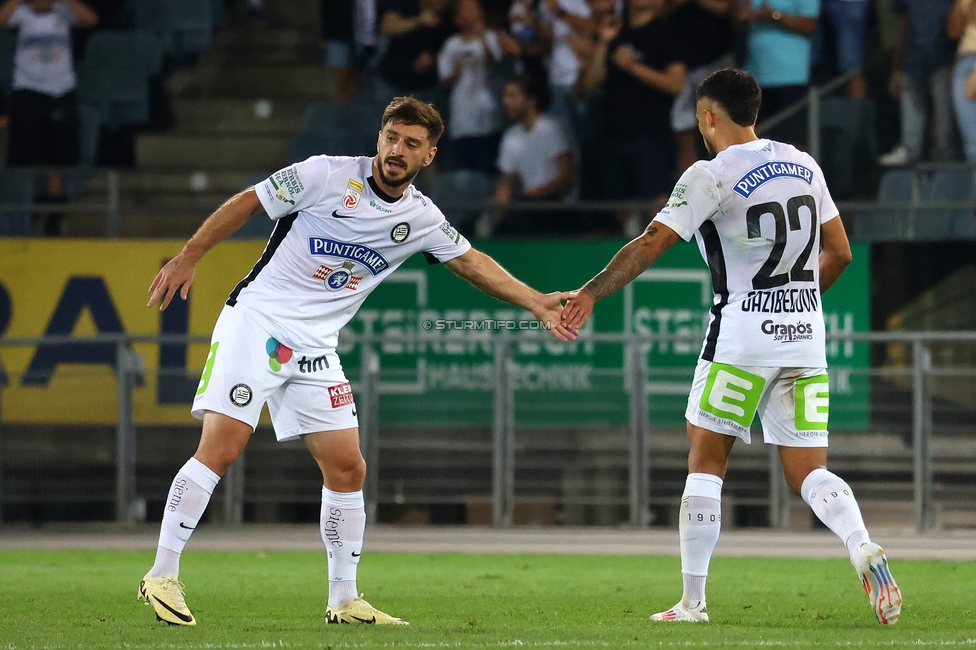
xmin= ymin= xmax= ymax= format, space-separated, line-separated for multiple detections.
xmin=196 ymin=342 xmax=219 ymax=396
xmin=699 ymin=363 xmax=765 ymax=428
xmin=230 ymin=383 xmax=252 ymax=407
xmin=796 ymin=374 xmax=829 ymax=430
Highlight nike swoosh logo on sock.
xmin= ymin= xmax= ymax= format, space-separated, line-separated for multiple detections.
xmin=351 ymin=551 xmax=361 ymax=557
xmin=151 ymin=595 xmax=193 ymax=623
xmin=179 ymin=522 xmax=195 ymax=530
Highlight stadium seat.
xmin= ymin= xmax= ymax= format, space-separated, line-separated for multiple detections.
xmin=854 ymin=169 xmax=920 ymax=241
xmin=300 ymin=101 xmax=383 ymax=147
xmin=430 ymin=170 xmax=492 ymax=234
xmin=924 ymin=170 xmax=974 ymax=240
xmin=132 ymin=0 xmax=214 ymax=57
xmin=78 ymin=104 xmax=102 ymax=167
xmin=77 ymin=31 xmax=162 ymax=128
xmin=0 ymin=171 xmax=33 ymax=236
xmin=288 ymin=131 xmax=374 ymax=163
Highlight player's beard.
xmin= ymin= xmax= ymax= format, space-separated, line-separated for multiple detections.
xmin=702 ymin=134 xmax=717 ymax=158
xmin=378 ymin=154 xmax=419 ymax=190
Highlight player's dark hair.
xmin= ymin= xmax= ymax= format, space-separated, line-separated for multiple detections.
xmin=506 ymin=71 xmax=552 ymax=112
xmin=381 ymin=96 xmax=445 ymax=145
xmin=696 ymin=68 xmax=762 ymax=127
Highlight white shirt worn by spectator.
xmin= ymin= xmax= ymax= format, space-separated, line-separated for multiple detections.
xmin=9 ymin=1 xmax=78 ymax=96
xmin=539 ymin=0 xmax=591 ymax=89
xmin=437 ymin=31 xmax=503 ymax=139
xmin=497 ymin=114 xmax=570 ymax=194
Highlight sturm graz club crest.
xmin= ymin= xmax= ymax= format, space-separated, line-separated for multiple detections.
xmin=390 ymin=222 xmax=410 ymax=243
xmin=324 ymin=261 xmax=356 ymax=291
xmin=229 ymin=384 xmax=252 ymax=407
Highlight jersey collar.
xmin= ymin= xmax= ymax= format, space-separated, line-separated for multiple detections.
xmin=367 ymin=176 xmax=402 ymax=204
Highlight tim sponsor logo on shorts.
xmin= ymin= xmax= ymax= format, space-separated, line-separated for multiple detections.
xmin=761 ymin=320 xmax=814 ymax=343
xmin=329 ymin=381 xmax=354 ymax=408
xmin=298 ymin=355 xmax=330 ymax=373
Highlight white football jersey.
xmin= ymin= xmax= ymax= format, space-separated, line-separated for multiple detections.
xmin=653 ymin=139 xmax=840 ymax=367
xmin=234 ymin=155 xmax=471 ymax=350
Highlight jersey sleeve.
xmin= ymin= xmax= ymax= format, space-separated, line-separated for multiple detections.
xmin=651 ymin=163 xmax=722 ymax=242
xmin=8 ymin=5 xmax=27 ymax=26
xmin=437 ymin=37 xmax=458 ymax=81
xmin=255 ymin=156 xmax=331 ymax=220
xmin=542 ymin=119 xmax=571 ymax=158
xmin=497 ymin=130 xmax=517 ymax=175
xmin=421 ymin=207 xmax=472 ymax=263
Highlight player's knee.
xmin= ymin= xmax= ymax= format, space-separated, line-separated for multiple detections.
xmin=329 ymin=455 xmax=366 ymax=488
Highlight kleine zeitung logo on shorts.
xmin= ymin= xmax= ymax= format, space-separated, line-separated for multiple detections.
xmin=761 ymin=319 xmax=814 ymax=343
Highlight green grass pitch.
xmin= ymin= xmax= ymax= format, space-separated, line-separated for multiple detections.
xmin=1 ymin=549 xmax=974 ymax=648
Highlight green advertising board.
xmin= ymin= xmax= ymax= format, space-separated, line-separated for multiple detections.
xmin=337 ymin=240 xmax=870 ymax=430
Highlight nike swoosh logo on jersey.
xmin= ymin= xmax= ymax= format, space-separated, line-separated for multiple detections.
xmin=332 ymin=210 xmax=355 ymax=219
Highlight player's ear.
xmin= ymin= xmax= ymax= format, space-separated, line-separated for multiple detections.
xmin=423 ymin=146 xmax=438 ymax=166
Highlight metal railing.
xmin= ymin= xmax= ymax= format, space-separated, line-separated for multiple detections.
xmin=1 ymin=330 xmax=973 ymax=532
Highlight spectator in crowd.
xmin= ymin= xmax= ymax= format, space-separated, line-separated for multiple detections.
xmin=438 ymin=0 xmax=519 ymax=174
xmin=878 ymin=0 xmax=960 ymax=166
xmin=510 ymin=0 xmax=593 ymax=134
xmin=493 ymin=73 xmax=575 ymax=235
xmin=740 ymin=0 xmax=818 ymax=147
xmin=0 ymin=0 xmax=98 ymax=236
xmin=668 ymin=0 xmax=733 ymax=172
xmin=378 ymin=0 xmax=453 ymax=99
xmin=578 ymin=0 xmax=686 ymax=233
xmin=813 ymin=0 xmax=870 ymax=98
xmin=950 ymin=0 xmax=976 ymax=162
xmin=323 ymin=0 xmax=379 ymax=103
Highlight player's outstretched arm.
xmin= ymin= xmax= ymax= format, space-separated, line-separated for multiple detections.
xmin=147 ymin=187 xmax=264 ymax=311
xmin=561 ymin=221 xmax=680 ymax=329
xmin=819 ymin=215 xmax=853 ymax=294
xmin=444 ymin=249 xmax=578 ymax=342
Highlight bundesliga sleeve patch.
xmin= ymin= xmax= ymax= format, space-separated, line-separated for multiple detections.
xmin=439 ymin=221 xmax=461 ymax=244
xmin=269 ymin=166 xmax=305 ymax=206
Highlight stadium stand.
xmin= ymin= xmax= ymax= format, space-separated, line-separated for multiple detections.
xmin=430 ymin=169 xmax=492 ymax=235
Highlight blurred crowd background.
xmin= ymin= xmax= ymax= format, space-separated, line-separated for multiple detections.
xmin=0 ymin=0 xmax=975 ymax=239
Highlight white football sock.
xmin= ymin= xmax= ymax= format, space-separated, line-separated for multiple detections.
xmin=679 ymin=473 xmax=723 ymax=607
xmin=150 ymin=457 xmax=220 ymax=578
xmin=800 ymin=468 xmax=871 ymax=566
xmin=322 ymin=487 xmax=366 ymax=609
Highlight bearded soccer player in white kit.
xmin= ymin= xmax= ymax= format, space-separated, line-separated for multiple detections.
xmin=561 ymin=69 xmax=902 ymax=625
xmin=140 ymin=97 xmax=577 ymax=627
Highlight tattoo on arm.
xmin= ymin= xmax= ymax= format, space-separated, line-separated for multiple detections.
xmin=582 ymin=223 xmax=675 ymax=302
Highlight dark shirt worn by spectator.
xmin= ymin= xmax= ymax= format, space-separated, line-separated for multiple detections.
xmin=378 ymin=0 xmax=454 ymax=92
xmin=601 ymin=15 xmax=685 ymax=140
xmin=893 ymin=0 xmax=956 ymax=76
xmin=669 ymin=2 xmax=731 ymax=71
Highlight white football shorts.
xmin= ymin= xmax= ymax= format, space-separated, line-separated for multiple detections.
xmin=191 ymin=306 xmax=358 ymax=441
xmin=684 ymin=359 xmax=830 ymax=447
